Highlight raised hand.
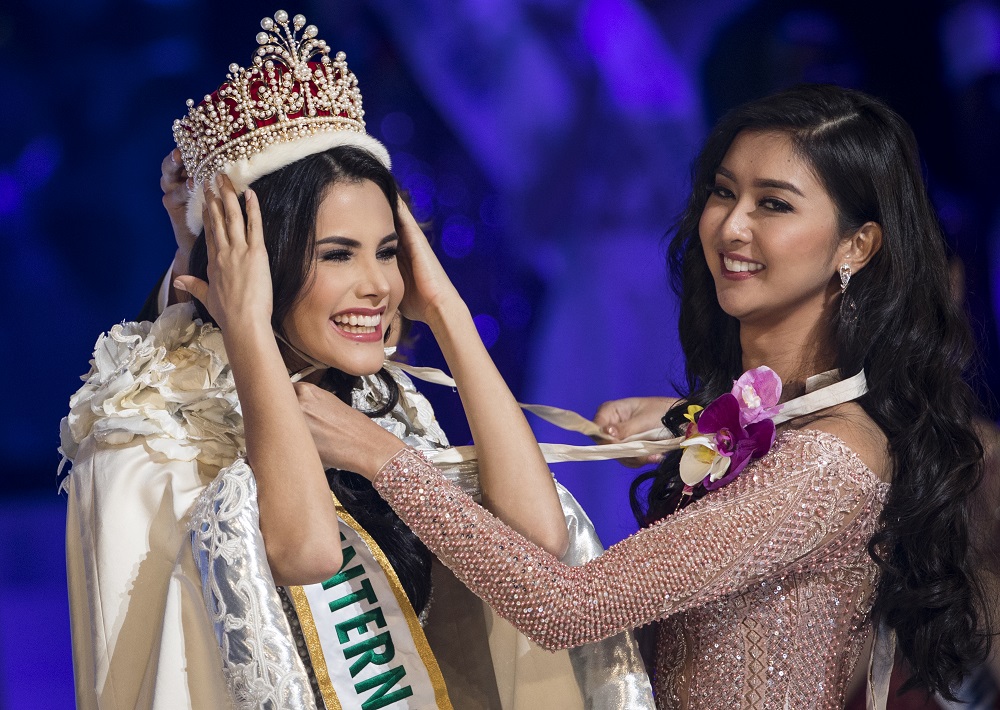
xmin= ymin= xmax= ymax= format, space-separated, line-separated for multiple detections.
xmin=161 ymin=148 xmax=197 ymax=263
xmin=173 ymin=174 xmax=272 ymax=334
xmin=395 ymin=198 xmax=462 ymax=327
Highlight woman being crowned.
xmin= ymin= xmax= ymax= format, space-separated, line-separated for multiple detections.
xmin=60 ymin=10 xmax=653 ymax=709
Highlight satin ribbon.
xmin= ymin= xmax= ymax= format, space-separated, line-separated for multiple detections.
xmin=389 ymin=361 xmax=868 ymax=466
xmin=275 ymin=331 xmax=324 ymax=383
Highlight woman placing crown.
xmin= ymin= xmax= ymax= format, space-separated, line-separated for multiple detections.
xmin=61 ymin=10 xmax=653 ymax=710
xmin=303 ymin=84 xmax=996 ymax=708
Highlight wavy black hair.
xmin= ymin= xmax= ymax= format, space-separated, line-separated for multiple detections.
xmin=630 ymin=84 xmax=989 ymax=698
xmin=188 ymin=145 xmax=432 ymax=614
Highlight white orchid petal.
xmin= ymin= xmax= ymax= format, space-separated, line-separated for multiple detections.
xmin=680 ymin=435 xmax=716 ymax=451
xmin=680 ymin=446 xmax=715 ymax=486
xmin=707 ymin=455 xmax=732 ymax=482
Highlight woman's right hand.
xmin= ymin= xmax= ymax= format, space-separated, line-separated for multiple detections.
xmin=173 ymin=175 xmax=273 ymax=334
xmin=161 ymin=148 xmax=197 ymax=263
xmin=295 ymin=381 xmax=406 ymax=478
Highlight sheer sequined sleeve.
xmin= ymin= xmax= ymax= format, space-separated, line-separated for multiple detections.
xmin=373 ymin=430 xmax=886 ymax=651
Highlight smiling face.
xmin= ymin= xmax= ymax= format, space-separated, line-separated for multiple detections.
xmin=698 ymin=130 xmax=848 ymax=331
xmin=281 ymin=178 xmax=403 ymax=377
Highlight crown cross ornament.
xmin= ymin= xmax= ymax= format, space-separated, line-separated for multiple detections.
xmin=173 ymin=9 xmax=391 ymax=234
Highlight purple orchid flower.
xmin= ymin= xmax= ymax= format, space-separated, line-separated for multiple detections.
xmin=694 ymin=393 xmax=777 ymax=490
xmin=732 ymin=366 xmax=783 ymax=427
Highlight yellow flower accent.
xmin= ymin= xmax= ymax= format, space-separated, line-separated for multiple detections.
xmin=684 ymin=404 xmax=703 ymax=423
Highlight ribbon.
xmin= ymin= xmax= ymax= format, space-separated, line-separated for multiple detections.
xmin=390 ymin=361 xmax=868 ymax=466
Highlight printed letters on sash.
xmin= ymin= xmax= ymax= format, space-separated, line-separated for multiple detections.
xmin=288 ymin=503 xmax=452 ymax=710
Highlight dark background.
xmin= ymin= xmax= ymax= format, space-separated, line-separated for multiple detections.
xmin=1 ymin=0 xmax=997 ymax=706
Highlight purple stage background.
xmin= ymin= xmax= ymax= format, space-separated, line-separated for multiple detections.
xmin=2 ymin=0 xmax=999 ymax=706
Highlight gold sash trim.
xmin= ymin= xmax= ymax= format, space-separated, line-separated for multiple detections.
xmin=288 ymin=496 xmax=453 ymax=709
xmin=288 ymin=584 xmax=343 ymax=709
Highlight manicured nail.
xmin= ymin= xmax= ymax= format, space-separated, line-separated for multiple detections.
xmin=605 ymin=426 xmax=619 ymax=438
xmin=173 ymin=279 xmax=186 ymax=292
xmin=171 ymin=149 xmax=180 ymax=164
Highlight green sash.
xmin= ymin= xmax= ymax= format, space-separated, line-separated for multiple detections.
xmin=288 ymin=501 xmax=453 ymax=710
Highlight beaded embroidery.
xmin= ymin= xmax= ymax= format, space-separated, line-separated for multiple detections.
xmin=374 ymin=430 xmax=888 ymax=709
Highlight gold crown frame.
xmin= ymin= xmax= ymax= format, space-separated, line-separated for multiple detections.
xmin=173 ymin=10 xmax=391 ymax=234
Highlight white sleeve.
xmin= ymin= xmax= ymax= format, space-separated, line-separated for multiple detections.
xmin=65 ymin=436 xmax=231 ymax=709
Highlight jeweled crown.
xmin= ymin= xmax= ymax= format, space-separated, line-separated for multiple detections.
xmin=173 ymin=10 xmax=390 ymax=234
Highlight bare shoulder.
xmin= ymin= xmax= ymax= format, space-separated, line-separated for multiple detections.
xmin=792 ymin=402 xmax=891 ymax=483
xmin=974 ymin=417 xmax=1000 ymax=463
xmin=973 ymin=417 xmax=1000 ymax=509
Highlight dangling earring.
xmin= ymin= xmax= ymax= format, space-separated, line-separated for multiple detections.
xmin=838 ymin=263 xmax=858 ymax=324
xmin=839 ymin=263 xmax=852 ymax=293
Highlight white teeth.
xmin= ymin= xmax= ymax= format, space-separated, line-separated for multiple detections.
xmin=723 ymin=256 xmax=764 ymax=273
xmin=333 ymin=313 xmax=382 ymax=332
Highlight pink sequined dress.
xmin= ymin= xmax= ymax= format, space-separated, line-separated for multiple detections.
xmin=374 ymin=429 xmax=889 ymax=709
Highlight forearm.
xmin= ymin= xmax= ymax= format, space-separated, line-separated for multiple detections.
xmin=168 ymin=249 xmax=192 ymax=306
xmin=426 ymin=297 xmax=568 ymax=556
xmin=225 ymin=324 xmax=341 ymax=584
xmin=373 ymin=442 xmax=880 ymax=650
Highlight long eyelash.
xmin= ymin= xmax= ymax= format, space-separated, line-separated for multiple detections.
xmin=320 ymin=249 xmax=351 ymax=262
xmin=763 ymin=199 xmax=793 ymax=213
xmin=378 ymin=246 xmax=399 ymax=261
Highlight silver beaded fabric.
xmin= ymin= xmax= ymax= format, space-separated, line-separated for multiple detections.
xmin=374 ymin=429 xmax=889 ymax=709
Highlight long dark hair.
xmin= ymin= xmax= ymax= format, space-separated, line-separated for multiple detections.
xmin=189 ymin=145 xmax=432 ymax=614
xmin=631 ymin=84 xmax=989 ymax=698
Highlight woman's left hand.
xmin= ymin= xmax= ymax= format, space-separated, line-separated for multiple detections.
xmin=173 ymin=175 xmax=272 ymax=334
xmin=295 ymin=382 xmax=406 ymax=478
xmin=396 ymin=198 xmax=463 ymax=326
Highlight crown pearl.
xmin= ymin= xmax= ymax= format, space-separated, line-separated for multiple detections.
xmin=304 ymin=24 xmax=318 ymax=38
xmin=335 ymin=51 xmax=346 ymax=61
xmin=292 ymin=14 xmax=306 ymax=30
xmin=256 ymin=32 xmax=269 ymax=45
xmin=229 ymin=63 xmax=240 ymax=75
xmin=260 ymin=16 xmax=275 ymax=31
xmin=274 ymin=9 xmax=288 ymax=23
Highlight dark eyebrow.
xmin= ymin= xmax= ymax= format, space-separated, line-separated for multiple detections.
xmin=316 ymin=236 xmax=360 ymax=248
xmin=316 ymin=233 xmax=398 ymax=248
xmin=715 ymin=167 xmax=805 ymax=197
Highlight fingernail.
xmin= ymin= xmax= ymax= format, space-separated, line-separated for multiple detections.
xmin=171 ymin=149 xmax=180 ymax=164
xmin=605 ymin=426 xmax=619 ymax=438
xmin=173 ymin=279 xmax=186 ymax=292
xmin=244 ymin=188 xmax=254 ymax=201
